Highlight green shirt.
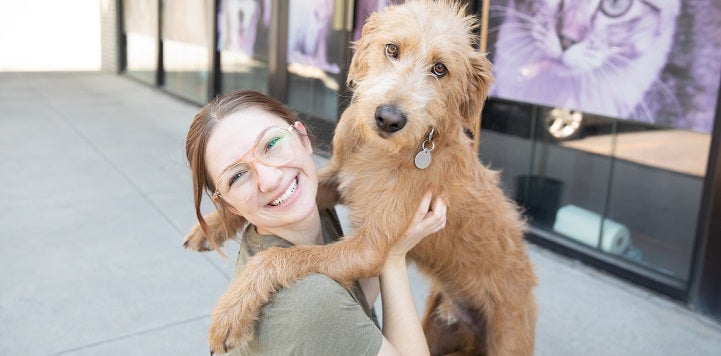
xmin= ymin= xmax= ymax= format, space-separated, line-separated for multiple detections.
xmin=228 ymin=209 xmax=383 ymax=356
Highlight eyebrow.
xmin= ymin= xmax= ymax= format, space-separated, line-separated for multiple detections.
xmin=217 ymin=126 xmax=277 ymax=183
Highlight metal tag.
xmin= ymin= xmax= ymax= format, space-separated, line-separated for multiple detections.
xmin=414 ymin=149 xmax=432 ymax=169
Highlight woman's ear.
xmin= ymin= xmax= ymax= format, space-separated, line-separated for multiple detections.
xmin=293 ymin=121 xmax=313 ymax=154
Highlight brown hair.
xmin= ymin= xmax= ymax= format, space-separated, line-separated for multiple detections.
xmin=186 ymin=90 xmax=298 ymax=254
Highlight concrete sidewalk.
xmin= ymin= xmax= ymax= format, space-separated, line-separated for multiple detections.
xmin=1 ymin=72 xmax=720 ymax=355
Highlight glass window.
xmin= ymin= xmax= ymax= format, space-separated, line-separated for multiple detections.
xmin=161 ymin=0 xmax=213 ymax=104
xmin=481 ymin=0 xmax=721 ymax=284
xmin=218 ymin=0 xmax=271 ymax=94
xmin=124 ymin=0 xmax=159 ymax=84
xmin=285 ymin=0 xmax=346 ymax=122
xmin=604 ymin=123 xmax=708 ymax=280
xmin=479 ymin=99 xmax=535 ymax=199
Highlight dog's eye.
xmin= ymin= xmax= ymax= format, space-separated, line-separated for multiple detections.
xmin=385 ymin=44 xmax=399 ymax=60
xmin=431 ymin=63 xmax=447 ymax=77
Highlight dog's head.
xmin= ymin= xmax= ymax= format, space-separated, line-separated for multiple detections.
xmin=346 ymin=0 xmax=494 ymax=151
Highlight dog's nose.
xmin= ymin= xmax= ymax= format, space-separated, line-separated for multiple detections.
xmin=375 ymin=104 xmax=407 ymax=133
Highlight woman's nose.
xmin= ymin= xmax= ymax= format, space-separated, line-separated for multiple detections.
xmin=254 ymin=162 xmax=283 ymax=193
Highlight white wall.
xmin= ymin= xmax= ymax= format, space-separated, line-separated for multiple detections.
xmin=0 ymin=0 xmax=101 ymax=71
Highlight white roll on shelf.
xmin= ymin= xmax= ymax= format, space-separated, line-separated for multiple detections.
xmin=552 ymin=204 xmax=631 ymax=255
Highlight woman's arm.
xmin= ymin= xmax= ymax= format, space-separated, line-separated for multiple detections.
xmin=359 ymin=277 xmax=380 ymax=311
xmin=378 ymin=191 xmax=447 ymax=356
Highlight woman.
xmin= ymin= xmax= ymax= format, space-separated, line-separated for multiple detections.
xmin=186 ymin=90 xmax=446 ymax=355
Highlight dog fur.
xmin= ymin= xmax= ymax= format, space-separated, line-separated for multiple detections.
xmin=186 ymin=1 xmax=537 ymax=354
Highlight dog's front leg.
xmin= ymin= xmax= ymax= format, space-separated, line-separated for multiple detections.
xmin=207 ymin=212 xmax=410 ymax=353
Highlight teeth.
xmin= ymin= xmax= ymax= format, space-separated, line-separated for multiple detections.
xmin=270 ymin=178 xmax=297 ymax=206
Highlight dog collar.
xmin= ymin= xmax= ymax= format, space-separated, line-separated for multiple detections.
xmin=414 ymin=127 xmax=436 ymax=169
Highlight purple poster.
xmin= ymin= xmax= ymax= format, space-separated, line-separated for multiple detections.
xmin=217 ymin=0 xmax=270 ymax=57
xmin=353 ymin=0 xmax=405 ymax=42
xmin=488 ymin=0 xmax=721 ymax=133
xmin=287 ymin=0 xmax=340 ymax=74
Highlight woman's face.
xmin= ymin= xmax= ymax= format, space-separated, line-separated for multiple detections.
xmin=205 ymin=108 xmax=318 ymax=233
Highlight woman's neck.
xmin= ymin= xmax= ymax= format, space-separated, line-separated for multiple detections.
xmin=256 ymin=208 xmax=323 ymax=246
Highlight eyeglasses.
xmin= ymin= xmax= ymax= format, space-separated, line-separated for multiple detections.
xmin=213 ymin=124 xmax=301 ymax=204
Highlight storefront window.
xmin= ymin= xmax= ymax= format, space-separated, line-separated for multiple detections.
xmin=285 ymin=0 xmax=346 ymax=122
xmin=603 ymin=122 xmax=708 ymax=280
xmin=481 ymin=0 xmax=721 ymax=285
xmin=124 ymin=0 xmax=158 ymax=85
xmin=161 ymin=0 xmax=213 ymax=104
xmin=217 ymin=0 xmax=271 ymax=94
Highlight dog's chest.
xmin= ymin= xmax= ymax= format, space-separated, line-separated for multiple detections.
xmin=335 ymin=153 xmax=441 ymax=200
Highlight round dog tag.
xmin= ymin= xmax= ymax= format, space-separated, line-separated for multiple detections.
xmin=414 ymin=149 xmax=432 ymax=169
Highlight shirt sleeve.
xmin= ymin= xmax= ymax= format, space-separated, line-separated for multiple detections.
xmin=248 ymin=274 xmax=383 ymax=356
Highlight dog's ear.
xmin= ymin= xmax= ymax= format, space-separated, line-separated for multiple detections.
xmin=347 ymin=13 xmax=378 ymax=86
xmin=460 ymin=51 xmax=495 ymax=130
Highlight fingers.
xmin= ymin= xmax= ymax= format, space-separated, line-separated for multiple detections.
xmin=424 ymin=196 xmax=447 ymax=233
xmin=413 ymin=189 xmax=434 ymax=222
xmin=413 ymin=193 xmax=447 ymax=234
xmin=389 ymin=192 xmax=448 ymax=259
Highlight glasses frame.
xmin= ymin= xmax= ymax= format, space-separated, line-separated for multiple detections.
xmin=212 ymin=124 xmax=298 ymax=203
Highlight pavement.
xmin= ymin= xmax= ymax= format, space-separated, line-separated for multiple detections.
xmin=1 ymin=71 xmax=721 ymax=356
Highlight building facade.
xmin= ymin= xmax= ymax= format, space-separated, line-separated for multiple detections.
xmin=101 ymin=0 xmax=721 ymax=321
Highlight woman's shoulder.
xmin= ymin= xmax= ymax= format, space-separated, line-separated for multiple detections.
xmin=251 ymin=274 xmax=382 ymax=355
xmin=271 ymin=274 xmax=351 ymax=310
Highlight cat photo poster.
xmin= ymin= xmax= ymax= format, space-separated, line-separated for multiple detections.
xmin=488 ymin=0 xmax=721 ymax=134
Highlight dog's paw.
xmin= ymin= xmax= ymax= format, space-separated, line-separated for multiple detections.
xmin=208 ymin=312 xmax=255 ymax=354
xmin=208 ymin=288 xmax=261 ymax=353
xmin=183 ymin=223 xmax=212 ymax=252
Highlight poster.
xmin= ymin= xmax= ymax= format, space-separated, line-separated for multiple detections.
xmin=353 ymin=0 xmax=404 ymax=42
xmin=218 ymin=0 xmax=340 ymax=73
xmin=217 ymin=0 xmax=270 ymax=57
xmin=487 ymin=0 xmax=721 ymax=133
xmin=286 ymin=0 xmax=339 ymax=74
xmin=163 ymin=0 xmax=212 ymax=46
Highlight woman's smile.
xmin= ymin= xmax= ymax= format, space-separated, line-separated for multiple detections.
xmin=268 ymin=176 xmax=299 ymax=207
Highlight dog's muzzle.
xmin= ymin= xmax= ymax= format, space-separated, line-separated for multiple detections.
xmin=375 ymin=104 xmax=407 ymax=133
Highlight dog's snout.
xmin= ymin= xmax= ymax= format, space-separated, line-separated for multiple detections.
xmin=374 ymin=104 xmax=407 ymax=133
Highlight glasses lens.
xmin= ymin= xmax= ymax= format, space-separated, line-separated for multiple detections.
xmin=256 ymin=127 xmax=296 ymax=166
xmin=221 ymin=161 xmax=253 ymax=202
xmin=220 ymin=127 xmax=298 ymax=204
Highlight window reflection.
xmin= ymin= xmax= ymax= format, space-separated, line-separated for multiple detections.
xmin=126 ymin=33 xmax=157 ymax=84
xmin=285 ymin=0 xmax=345 ymax=122
xmin=480 ymin=98 xmax=712 ymax=282
xmin=124 ymin=0 xmax=158 ymax=84
xmin=161 ymin=0 xmax=212 ymax=104
xmin=482 ymin=0 xmax=721 ymax=283
xmin=218 ymin=0 xmax=270 ymax=94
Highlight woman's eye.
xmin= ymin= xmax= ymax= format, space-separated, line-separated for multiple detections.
xmin=264 ymin=135 xmax=282 ymax=153
xmin=385 ymin=44 xmax=399 ymax=60
xmin=228 ymin=169 xmax=248 ymax=187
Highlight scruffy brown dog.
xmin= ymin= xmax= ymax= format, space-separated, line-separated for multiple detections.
xmin=186 ymin=1 xmax=537 ymax=354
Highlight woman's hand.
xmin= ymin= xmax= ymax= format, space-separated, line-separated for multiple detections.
xmin=387 ymin=190 xmax=447 ymax=262
xmin=377 ymin=190 xmax=446 ymax=356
